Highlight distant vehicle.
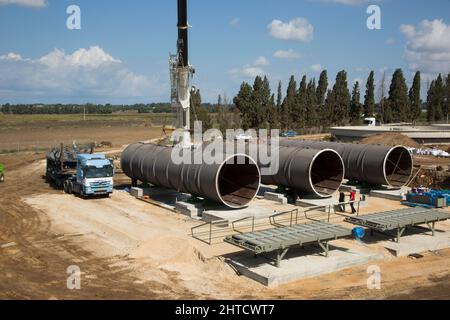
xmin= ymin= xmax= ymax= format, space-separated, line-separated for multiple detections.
xmin=46 ymin=144 xmax=114 ymax=198
xmin=234 ymin=133 xmax=254 ymax=142
xmin=364 ymin=117 xmax=377 ymax=127
xmin=280 ymin=131 xmax=298 ymax=138
xmin=0 ymin=163 xmax=4 ymax=183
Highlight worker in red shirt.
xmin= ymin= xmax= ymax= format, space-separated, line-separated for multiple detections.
xmin=349 ymin=190 xmax=357 ymax=214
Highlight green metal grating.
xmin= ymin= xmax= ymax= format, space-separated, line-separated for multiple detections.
xmin=225 ymin=221 xmax=352 ymax=255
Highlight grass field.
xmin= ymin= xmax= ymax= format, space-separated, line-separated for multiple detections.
xmin=0 ymin=113 xmax=174 ymax=153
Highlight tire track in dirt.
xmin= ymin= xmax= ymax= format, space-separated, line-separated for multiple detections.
xmin=0 ymin=153 xmax=195 ymax=299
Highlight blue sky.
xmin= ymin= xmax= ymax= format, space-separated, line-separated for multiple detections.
xmin=0 ymin=0 xmax=449 ymax=104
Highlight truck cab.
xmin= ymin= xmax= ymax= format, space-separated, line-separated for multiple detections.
xmin=65 ymin=154 xmax=114 ymax=197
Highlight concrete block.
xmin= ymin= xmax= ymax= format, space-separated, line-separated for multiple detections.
xmin=370 ymin=188 xmax=409 ymax=201
xmin=130 ymin=187 xmax=144 ymax=198
xmin=264 ymin=192 xmax=288 ymax=204
xmin=175 ymin=201 xmax=203 ymax=218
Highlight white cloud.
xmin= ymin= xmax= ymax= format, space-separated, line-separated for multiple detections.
xmin=228 ymin=57 xmax=269 ymax=80
xmin=311 ymin=64 xmax=322 ymax=72
xmin=254 ymin=56 xmax=269 ymax=66
xmin=268 ymin=18 xmax=314 ymax=42
xmin=0 ymin=46 xmax=164 ymax=102
xmin=273 ymin=49 xmax=302 ymax=60
xmin=228 ymin=66 xmax=265 ymax=79
xmin=230 ymin=18 xmax=240 ymax=28
xmin=400 ymin=19 xmax=450 ymax=78
xmin=0 ymin=0 xmax=46 ymax=8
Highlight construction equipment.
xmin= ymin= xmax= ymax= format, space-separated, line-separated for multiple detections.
xmin=169 ymin=0 xmax=194 ymax=148
xmin=0 ymin=163 xmax=4 ymax=183
xmin=279 ymin=140 xmax=414 ymax=188
xmin=46 ymin=143 xmax=114 ymax=198
xmin=344 ymin=207 xmax=450 ymax=243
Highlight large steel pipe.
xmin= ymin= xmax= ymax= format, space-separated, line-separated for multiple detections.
xmin=121 ymin=143 xmax=260 ymax=209
xmin=260 ymin=146 xmax=345 ymax=198
xmin=279 ymin=140 xmax=413 ymax=187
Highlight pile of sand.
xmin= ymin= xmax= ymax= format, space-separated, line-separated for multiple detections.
xmin=360 ymin=133 xmax=420 ymax=148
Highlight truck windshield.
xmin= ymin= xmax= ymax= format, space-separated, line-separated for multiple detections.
xmin=84 ymin=165 xmax=114 ymax=179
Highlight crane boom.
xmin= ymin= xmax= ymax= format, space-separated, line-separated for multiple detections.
xmin=170 ymin=0 xmax=194 ymax=148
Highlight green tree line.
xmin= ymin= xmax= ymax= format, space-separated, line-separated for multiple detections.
xmin=233 ymin=70 xmax=450 ymax=130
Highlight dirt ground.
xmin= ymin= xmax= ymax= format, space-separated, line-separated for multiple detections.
xmin=1 ymin=151 xmax=450 ymax=300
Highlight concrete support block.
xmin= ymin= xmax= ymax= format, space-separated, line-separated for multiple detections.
xmin=130 ymin=187 xmax=144 ymax=198
xmin=264 ymin=192 xmax=288 ymax=204
xmin=175 ymin=201 xmax=203 ymax=218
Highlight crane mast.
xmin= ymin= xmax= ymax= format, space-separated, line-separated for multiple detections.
xmin=170 ymin=0 xmax=194 ymax=148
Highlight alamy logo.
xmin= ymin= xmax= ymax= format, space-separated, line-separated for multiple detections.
xmin=67 ymin=265 xmax=81 ymax=290
xmin=367 ymin=265 xmax=381 ymax=290
xmin=67 ymin=5 xmax=81 ymax=30
xmin=367 ymin=5 xmax=381 ymax=30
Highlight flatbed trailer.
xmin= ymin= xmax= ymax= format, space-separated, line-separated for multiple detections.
xmin=344 ymin=207 xmax=450 ymax=243
xmin=225 ymin=221 xmax=352 ymax=267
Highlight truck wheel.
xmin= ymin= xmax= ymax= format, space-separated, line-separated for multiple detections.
xmin=63 ymin=181 xmax=69 ymax=194
xmin=0 ymin=174 xmax=4 ymax=183
xmin=67 ymin=181 xmax=73 ymax=195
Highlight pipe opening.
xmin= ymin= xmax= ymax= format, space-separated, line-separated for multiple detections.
xmin=217 ymin=155 xmax=260 ymax=208
xmin=310 ymin=150 xmax=345 ymax=197
xmin=384 ymin=146 xmax=414 ymax=187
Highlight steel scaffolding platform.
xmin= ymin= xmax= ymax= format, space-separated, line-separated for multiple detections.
xmin=225 ymin=221 xmax=352 ymax=267
xmin=344 ymin=207 xmax=450 ymax=243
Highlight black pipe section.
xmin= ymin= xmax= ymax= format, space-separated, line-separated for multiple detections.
xmin=214 ymin=143 xmax=345 ymax=198
xmin=177 ymin=0 xmax=188 ymax=67
xmin=260 ymin=146 xmax=345 ymax=198
xmin=121 ymin=143 xmax=261 ymax=209
xmin=279 ymin=140 xmax=414 ymax=187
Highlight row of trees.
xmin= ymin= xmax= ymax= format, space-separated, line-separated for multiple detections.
xmin=233 ymin=69 xmax=450 ymax=130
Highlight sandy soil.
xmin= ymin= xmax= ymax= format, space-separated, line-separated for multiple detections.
xmin=1 ymin=150 xmax=450 ymax=299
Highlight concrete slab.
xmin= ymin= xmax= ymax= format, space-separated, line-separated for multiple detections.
xmin=202 ymin=204 xmax=277 ymax=223
xmin=296 ymin=194 xmax=369 ymax=211
xmin=370 ymin=187 xmax=410 ymax=201
xmin=381 ymin=229 xmax=450 ymax=257
xmin=226 ymin=241 xmax=384 ymax=287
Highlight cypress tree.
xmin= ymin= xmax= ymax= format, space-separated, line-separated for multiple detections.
xmin=350 ymin=81 xmax=362 ymax=125
xmin=306 ymin=79 xmax=318 ymax=128
xmin=332 ymin=71 xmax=351 ymax=125
xmin=276 ymin=81 xmax=283 ymax=129
xmin=294 ymin=75 xmax=308 ymax=129
xmin=281 ymin=76 xmax=297 ymax=130
xmin=364 ymin=71 xmax=375 ymax=117
xmin=316 ymin=70 xmax=328 ymax=106
xmin=445 ymin=73 xmax=450 ymax=122
xmin=388 ymin=69 xmax=409 ymax=122
xmin=433 ymin=74 xmax=445 ymax=121
xmin=324 ymin=89 xmax=335 ymax=127
xmin=267 ymin=93 xmax=279 ymax=130
xmin=234 ymin=82 xmax=254 ymax=130
xmin=427 ymin=80 xmax=436 ymax=123
xmin=409 ymin=71 xmax=422 ymax=124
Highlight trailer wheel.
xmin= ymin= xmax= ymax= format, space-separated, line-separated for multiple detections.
xmin=63 ymin=181 xmax=69 ymax=194
xmin=0 ymin=173 xmax=4 ymax=183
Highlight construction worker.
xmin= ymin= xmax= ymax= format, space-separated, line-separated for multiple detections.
xmin=350 ymin=190 xmax=357 ymax=214
xmin=338 ymin=191 xmax=346 ymax=212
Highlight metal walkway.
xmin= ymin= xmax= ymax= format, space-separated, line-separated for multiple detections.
xmin=225 ymin=221 xmax=352 ymax=267
xmin=344 ymin=207 xmax=450 ymax=243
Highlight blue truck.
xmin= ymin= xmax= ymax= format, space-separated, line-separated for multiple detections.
xmin=46 ymin=144 xmax=114 ymax=198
